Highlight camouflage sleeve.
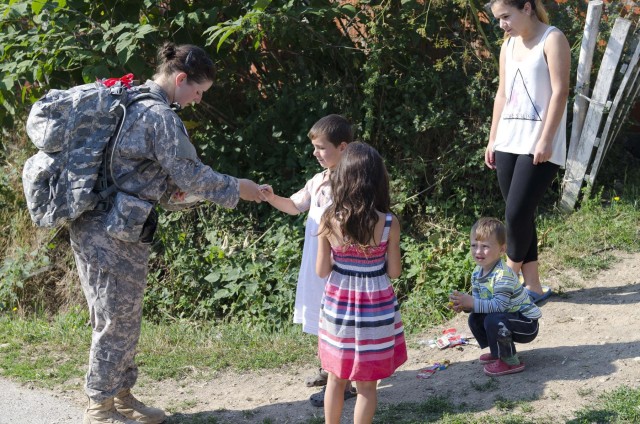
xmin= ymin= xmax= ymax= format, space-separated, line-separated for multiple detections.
xmin=153 ymin=110 xmax=240 ymax=209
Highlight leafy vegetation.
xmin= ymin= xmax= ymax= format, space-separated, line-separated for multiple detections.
xmin=145 ymin=209 xmax=302 ymax=327
xmin=1 ymin=1 xmax=639 ymax=332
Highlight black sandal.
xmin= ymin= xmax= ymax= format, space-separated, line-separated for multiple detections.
xmin=309 ymin=386 xmax=357 ymax=407
xmin=304 ymin=367 xmax=329 ymax=387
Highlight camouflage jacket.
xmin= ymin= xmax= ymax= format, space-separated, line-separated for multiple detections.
xmin=107 ymin=80 xmax=239 ymax=210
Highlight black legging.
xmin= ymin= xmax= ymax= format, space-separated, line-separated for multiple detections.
xmin=495 ymin=152 xmax=559 ymax=264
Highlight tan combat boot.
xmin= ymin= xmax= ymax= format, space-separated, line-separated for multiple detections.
xmin=84 ymin=397 xmax=138 ymax=424
xmin=115 ymin=388 xmax=166 ymax=424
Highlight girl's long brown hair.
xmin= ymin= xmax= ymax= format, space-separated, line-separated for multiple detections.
xmin=320 ymin=142 xmax=390 ymax=246
xmin=488 ymin=0 xmax=550 ymax=38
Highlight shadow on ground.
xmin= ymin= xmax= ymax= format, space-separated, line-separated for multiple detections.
xmin=162 ymin=339 xmax=640 ymax=423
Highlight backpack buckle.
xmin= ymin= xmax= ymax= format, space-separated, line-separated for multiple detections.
xmin=94 ymin=200 xmax=110 ymax=212
xmin=110 ymin=86 xmax=125 ymax=96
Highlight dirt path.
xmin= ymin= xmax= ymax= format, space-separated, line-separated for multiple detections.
xmin=2 ymin=251 xmax=639 ymax=423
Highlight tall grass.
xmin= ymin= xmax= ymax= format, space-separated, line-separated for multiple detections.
xmin=0 ymin=306 xmax=317 ymax=387
xmin=539 ymin=192 xmax=640 ymax=276
xmin=0 ymin=306 xmax=89 ymax=388
xmin=137 ymin=319 xmax=317 ymax=381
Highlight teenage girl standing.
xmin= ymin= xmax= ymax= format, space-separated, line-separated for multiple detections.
xmin=485 ymin=0 xmax=570 ymax=303
xmin=316 ymin=142 xmax=407 ymax=424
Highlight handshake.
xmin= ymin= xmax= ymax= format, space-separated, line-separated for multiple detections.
xmin=238 ymin=179 xmax=273 ymax=203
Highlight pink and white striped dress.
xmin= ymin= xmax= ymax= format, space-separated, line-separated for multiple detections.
xmin=318 ymin=213 xmax=408 ymax=381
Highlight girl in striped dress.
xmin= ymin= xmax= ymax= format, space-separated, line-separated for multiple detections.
xmin=316 ymin=142 xmax=407 ymax=424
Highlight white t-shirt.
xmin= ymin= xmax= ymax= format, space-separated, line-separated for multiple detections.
xmin=493 ymin=26 xmax=567 ymax=167
xmin=289 ymin=171 xmax=331 ymax=335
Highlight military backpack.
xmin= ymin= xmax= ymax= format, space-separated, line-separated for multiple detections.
xmin=22 ymin=75 xmax=161 ymax=228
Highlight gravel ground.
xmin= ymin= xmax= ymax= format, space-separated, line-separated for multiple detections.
xmin=0 ymin=380 xmax=83 ymax=424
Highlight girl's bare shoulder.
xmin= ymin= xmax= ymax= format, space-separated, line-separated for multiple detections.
xmin=546 ymin=27 xmax=570 ymax=49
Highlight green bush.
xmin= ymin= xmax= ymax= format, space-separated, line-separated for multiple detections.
xmin=0 ymin=246 xmax=50 ymax=312
xmin=145 ymin=206 xmax=302 ymax=329
xmin=1 ymin=0 xmax=637 ymax=331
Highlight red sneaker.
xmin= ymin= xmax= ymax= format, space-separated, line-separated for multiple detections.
xmin=478 ymin=353 xmax=498 ymax=364
xmin=483 ymin=359 xmax=525 ymax=376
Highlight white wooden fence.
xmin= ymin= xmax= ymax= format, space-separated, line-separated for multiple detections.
xmin=560 ymin=1 xmax=640 ymax=212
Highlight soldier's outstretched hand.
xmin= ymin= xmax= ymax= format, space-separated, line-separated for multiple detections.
xmin=238 ymin=179 xmax=263 ymax=203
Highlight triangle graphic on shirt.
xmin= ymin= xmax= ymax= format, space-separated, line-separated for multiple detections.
xmin=502 ymin=68 xmax=542 ymax=122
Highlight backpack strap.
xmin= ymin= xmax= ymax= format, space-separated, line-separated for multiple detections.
xmin=95 ymin=87 xmax=167 ymax=210
xmin=96 ymin=161 xmax=155 ymax=201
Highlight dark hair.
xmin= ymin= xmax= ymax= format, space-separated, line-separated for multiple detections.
xmin=154 ymin=42 xmax=215 ymax=84
xmin=487 ymin=0 xmax=549 ymax=24
xmin=320 ymin=142 xmax=390 ymax=246
xmin=307 ymin=114 xmax=354 ymax=147
xmin=471 ymin=217 xmax=506 ymax=245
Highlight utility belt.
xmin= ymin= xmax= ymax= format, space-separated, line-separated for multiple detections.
xmin=95 ymin=191 xmax=158 ymax=244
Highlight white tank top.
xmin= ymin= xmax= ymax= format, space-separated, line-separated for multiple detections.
xmin=493 ymin=26 xmax=567 ymax=167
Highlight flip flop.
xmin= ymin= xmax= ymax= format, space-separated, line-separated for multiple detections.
xmin=309 ymin=386 xmax=357 ymax=407
xmin=526 ymin=286 xmax=553 ymax=304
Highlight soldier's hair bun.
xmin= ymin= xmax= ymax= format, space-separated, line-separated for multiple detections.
xmin=158 ymin=42 xmax=177 ymax=63
xmin=154 ymin=42 xmax=215 ymax=84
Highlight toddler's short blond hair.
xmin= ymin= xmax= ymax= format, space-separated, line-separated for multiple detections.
xmin=471 ymin=217 xmax=506 ymax=245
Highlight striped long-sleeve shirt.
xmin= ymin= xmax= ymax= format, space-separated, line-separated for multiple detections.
xmin=471 ymin=259 xmax=541 ymax=320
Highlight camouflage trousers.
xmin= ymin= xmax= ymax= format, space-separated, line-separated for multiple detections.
xmin=70 ymin=211 xmax=151 ymax=402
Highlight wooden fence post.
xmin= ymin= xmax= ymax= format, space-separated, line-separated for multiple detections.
xmin=559 ymin=17 xmax=632 ymax=213
xmin=567 ymin=0 xmax=604 ymax=162
xmin=588 ymin=35 xmax=640 ymax=187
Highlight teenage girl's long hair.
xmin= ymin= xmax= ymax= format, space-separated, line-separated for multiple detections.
xmin=320 ymin=142 xmax=390 ymax=247
xmin=489 ymin=0 xmax=550 ymax=39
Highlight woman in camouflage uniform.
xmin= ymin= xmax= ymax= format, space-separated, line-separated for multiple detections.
xmin=71 ymin=42 xmax=263 ymax=424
